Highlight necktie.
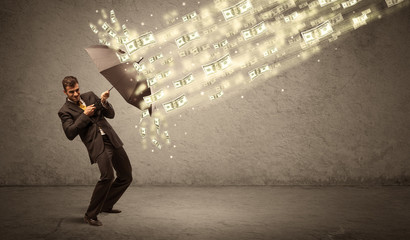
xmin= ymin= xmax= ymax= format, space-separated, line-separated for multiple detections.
xmin=78 ymin=101 xmax=86 ymax=110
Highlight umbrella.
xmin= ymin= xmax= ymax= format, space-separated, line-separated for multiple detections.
xmin=85 ymin=45 xmax=152 ymax=115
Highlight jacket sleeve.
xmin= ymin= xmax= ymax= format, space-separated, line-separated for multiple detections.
xmin=92 ymin=92 xmax=115 ymax=119
xmin=101 ymin=101 xmax=115 ymax=119
xmin=58 ymin=110 xmax=92 ymax=140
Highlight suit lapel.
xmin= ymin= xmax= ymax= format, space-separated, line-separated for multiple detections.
xmin=65 ymin=98 xmax=83 ymax=113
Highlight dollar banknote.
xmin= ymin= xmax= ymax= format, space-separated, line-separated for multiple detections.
xmin=117 ymin=36 xmax=129 ymax=44
xmin=99 ymin=39 xmax=110 ymax=46
xmin=125 ymin=32 xmax=156 ymax=55
xmin=142 ymin=109 xmax=150 ymax=118
xmin=154 ymin=118 xmax=160 ymax=132
xmin=151 ymin=139 xmax=162 ymax=149
xmin=164 ymin=131 xmax=170 ymax=143
xmin=248 ymin=64 xmax=270 ymax=80
xmin=385 ymin=0 xmax=404 ymax=8
xmin=143 ymin=89 xmax=165 ymax=104
xmin=140 ymin=127 xmax=146 ymax=138
xmin=284 ymin=11 xmax=299 ymax=23
xmin=89 ymin=23 xmax=99 ymax=34
xmin=163 ymin=57 xmax=174 ymax=65
xmin=149 ymin=53 xmax=163 ymax=63
xmin=190 ymin=44 xmax=210 ymax=55
xmin=209 ymin=91 xmax=224 ymax=100
xmin=147 ymin=77 xmax=157 ymax=87
xmin=156 ymin=71 xmax=171 ymax=80
xmin=260 ymin=0 xmax=295 ymax=20
xmin=162 ymin=95 xmax=188 ymax=112
xmin=182 ymin=11 xmax=198 ymax=22
xmin=116 ymin=52 xmax=130 ymax=63
xmin=110 ymin=10 xmax=117 ymax=23
xmin=318 ymin=0 xmax=338 ymax=7
xmin=202 ymin=54 xmax=232 ymax=76
xmin=133 ymin=62 xmax=146 ymax=72
xmin=352 ymin=10 xmax=370 ymax=29
xmin=102 ymin=22 xmax=117 ymax=38
xmin=263 ymin=47 xmax=278 ymax=57
xmin=241 ymin=21 xmax=267 ymax=41
xmin=122 ymin=24 xmax=129 ymax=36
xmin=341 ymin=0 xmax=361 ymax=9
xmin=329 ymin=13 xmax=344 ymax=25
xmin=222 ymin=0 xmax=253 ymax=21
xmin=213 ymin=39 xmax=228 ymax=49
xmin=173 ymin=74 xmax=194 ymax=88
xmin=175 ymin=31 xmax=200 ymax=48
xmin=301 ymin=20 xmax=333 ymax=44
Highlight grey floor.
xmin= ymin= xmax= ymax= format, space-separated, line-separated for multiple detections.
xmin=0 ymin=186 xmax=409 ymax=240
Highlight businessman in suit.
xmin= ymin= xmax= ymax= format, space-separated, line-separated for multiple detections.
xmin=58 ymin=76 xmax=132 ymax=226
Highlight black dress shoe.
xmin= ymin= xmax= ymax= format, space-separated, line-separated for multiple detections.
xmin=101 ymin=208 xmax=122 ymax=213
xmin=84 ymin=215 xmax=103 ymax=226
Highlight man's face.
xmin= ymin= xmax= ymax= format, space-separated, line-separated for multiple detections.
xmin=64 ymin=83 xmax=80 ymax=103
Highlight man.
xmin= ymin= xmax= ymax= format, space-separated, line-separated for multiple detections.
xmin=58 ymin=76 xmax=132 ymax=226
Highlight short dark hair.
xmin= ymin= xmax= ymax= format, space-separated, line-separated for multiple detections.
xmin=62 ymin=76 xmax=78 ymax=91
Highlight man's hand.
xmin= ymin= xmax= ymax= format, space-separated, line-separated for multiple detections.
xmin=83 ymin=104 xmax=96 ymax=116
xmin=101 ymin=90 xmax=110 ymax=104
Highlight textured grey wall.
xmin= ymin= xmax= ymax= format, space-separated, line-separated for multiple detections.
xmin=0 ymin=0 xmax=409 ymax=185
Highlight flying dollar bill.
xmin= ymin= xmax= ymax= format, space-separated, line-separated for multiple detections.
xmin=248 ymin=65 xmax=270 ymax=80
xmin=341 ymin=0 xmax=361 ymax=9
xmin=140 ymin=32 xmax=156 ymax=46
xmin=122 ymin=24 xmax=129 ymax=36
xmin=241 ymin=21 xmax=267 ymax=41
xmin=209 ymin=91 xmax=224 ymax=100
xmin=284 ymin=11 xmax=299 ymax=23
xmin=222 ymin=0 xmax=253 ymax=21
xmin=301 ymin=20 xmax=333 ymax=44
xmin=318 ymin=0 xmax=338 ymax=7
xmin=147 ymin=77 xmax=157 ymax=87
xmin=329 ymin=13 xmax=344 ymax=25
xmin=164 ymin=131 xmax=170 ymax=143
xmin=163 ymin=57 xmax=174 ymax=65
xmin=156 ymin=71 xmax=171 ymax=80
xmin=117 ymin=36 xmax=129 ymax=44
xmin=162 ymin=95 xmax=188 ymax=113
xmin=202 ymin=54 xmax=232 ymax=76
xmin=182 ymin=11 xmax=198 ymax=22
xmin=102 ymin=22 xmax=117 ymax=38
xmin=213 ymin=39 xmax=228 ymax=49
xmin=385 ymin=0 xmax=404 ymax=7
xmin=260 ymin=0 xmax=296 ymax=20
xmin=143 ymin=89 xmax=165 ymax=104
xmin=140 ymin=127 xmax=146 ymax=138
xmin=140 ymin=109 xmax=150 ymax=122
xmin=151 ymin=139 xmax=162 ymax=149
xmin=99 ymin=39 xmax=110 ymax=46
xmin=110 ymin=10 xmax=117 ymax=23
xmin=154 ymin=118 xmax=160 ymax=133
xmin=175 ymin=31 xmax=200 ymax=48
xmin=263 ymin=47 xmax=278 ymax=57
xmin=125 ymin=32 xmax=156 ymax=55
xmin=89 ymin=23 xmax=99 ymax=34
xmin=173 ymin=74 xmax=194 ymax=88
xmin=133 ymin=62 xmax=146 ymax=72
xmin=116 ymin=52 xmax=130 ymax=63
xmin=351 ymin=9 xmax=371 ymax=29
xmin=149 ymin=53 xmax=163 ymax=63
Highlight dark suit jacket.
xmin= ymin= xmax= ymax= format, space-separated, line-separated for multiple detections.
xmin=58 ymin=91 xmax=123 ymax=164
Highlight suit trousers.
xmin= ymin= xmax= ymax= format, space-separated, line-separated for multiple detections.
xmin=86 ymin=135 xmax=132 ymax=219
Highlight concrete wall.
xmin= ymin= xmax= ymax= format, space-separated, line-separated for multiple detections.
xmin=0 ymin=0 xmax=409 ymax=185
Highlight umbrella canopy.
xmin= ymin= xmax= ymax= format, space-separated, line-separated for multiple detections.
xmin=85 ymin=45 xmax=152 ymax=115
